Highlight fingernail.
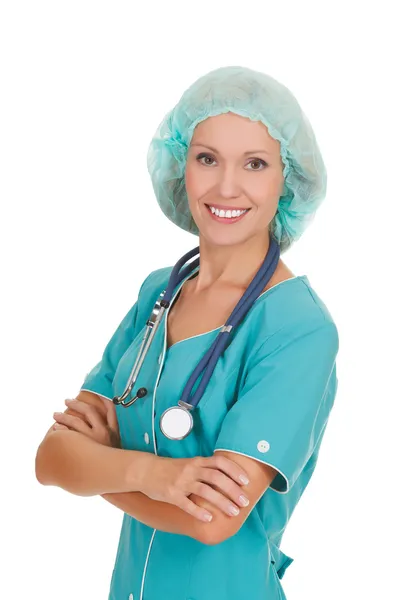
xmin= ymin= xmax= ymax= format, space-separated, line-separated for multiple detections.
xmin=203 ymin=513 xmax=213 ymax=522
xmin=239 ymin=495 xmax=249 ymax=507
xmin=229 ymin=505 xmax=240 ymax=516
xmin=65 ymin=399 xmax=71 ymax=404
xmin=53 ymin=412 xmax=61 ymax=416
xmin=239 ymin=475 xmax=249 ymax=485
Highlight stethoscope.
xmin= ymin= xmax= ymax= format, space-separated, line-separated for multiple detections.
xmin=112 ymin=238 xmax=280 ymax=440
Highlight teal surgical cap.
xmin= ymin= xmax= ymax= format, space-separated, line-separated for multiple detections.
xmin=147 ymin=65 xmax=327 ymax=254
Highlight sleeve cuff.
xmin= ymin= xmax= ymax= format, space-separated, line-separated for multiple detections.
xmin=214 ymin=446 xmax=290 ymax=494
xmin=79 ymin=371 xmax=114 ymax=402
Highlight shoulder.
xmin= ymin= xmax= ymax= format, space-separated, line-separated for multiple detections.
xmin=244 ymin=275 xmax=339 ymax=358
xmin=135 ymin=265 xmax=173 ymax=315
xmin=260 ymin=274 xmax=337 ymax=329
xmin=138 ymin=266 xmax=173 ymax=298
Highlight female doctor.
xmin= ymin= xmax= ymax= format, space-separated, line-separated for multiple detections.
xmin=36 ymin=65 xmax=340 ymax=600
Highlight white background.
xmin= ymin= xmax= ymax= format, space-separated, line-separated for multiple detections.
xmin=1 ymin=1 xmax=399 ymax=598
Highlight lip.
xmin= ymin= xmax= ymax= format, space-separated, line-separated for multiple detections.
xmin=205 ymin=203 xmax=250 ymax=211
xmin=204 ymin=204 xmax=250 ymax=224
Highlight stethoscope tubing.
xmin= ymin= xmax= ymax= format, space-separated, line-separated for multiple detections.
xmin=113 ymin=238 xmax=279 ymax=413
xmin=112 ymin=248 xmax=201 ymax=406
xmin=180 ymin=239 xmax=280 ymax=409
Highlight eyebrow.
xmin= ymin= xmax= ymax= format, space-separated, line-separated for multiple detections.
xmin=190 ymin=143 xmax=273 ymax=156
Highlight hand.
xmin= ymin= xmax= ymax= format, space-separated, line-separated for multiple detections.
xmin=52 ymin=398 xmax=121 ymax=448
xmin=140 ymin=454 xmax=250 ymax=522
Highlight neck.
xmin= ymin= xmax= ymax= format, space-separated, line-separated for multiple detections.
xmin=191 ymin=232 xmax=276 ymax=294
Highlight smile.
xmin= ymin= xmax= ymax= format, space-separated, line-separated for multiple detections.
xmin=205 ymin=204 xmax=250 ymax=224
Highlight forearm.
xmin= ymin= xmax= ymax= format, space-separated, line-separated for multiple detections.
xmin=35 ymin=430 xmax=151 ymax=497
xmin=101 ymin=490 xmax=210 ymax=543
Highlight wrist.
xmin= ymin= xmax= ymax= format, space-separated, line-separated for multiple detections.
xmin=126 ymin=450 xmax=157 ymax=493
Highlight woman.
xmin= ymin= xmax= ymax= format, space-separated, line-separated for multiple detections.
xmin=36 ymin=65 xmax=339 ymax=600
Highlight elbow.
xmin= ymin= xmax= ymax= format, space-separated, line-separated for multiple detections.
xmin=35 ymin=439 xmax=59 ymax=487
xmin=34 ymin=434 xmax=83 ymax=495
xmin=35 ymin=428 xmax=65 ymax=486
xmin=195 ymin=523 xmax=237 ymax=546
xmin=35 ymin=433 xmax=95 ymax=497
xmin=35 ymin=441 xmax=51 ymax=486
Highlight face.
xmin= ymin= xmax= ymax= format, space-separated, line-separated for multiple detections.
xmin=185 ymin=112 xmax=285 ymax=247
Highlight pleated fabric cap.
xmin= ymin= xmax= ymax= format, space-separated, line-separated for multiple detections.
xmin=147 ymin=65 xmax=327 ymax=254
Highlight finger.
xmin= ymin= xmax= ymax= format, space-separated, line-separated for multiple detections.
xmin=206 ymin=455 xmax=250 ymax=486
xmin=104 ymin=399 xmax=119 ymax=431
xmin=199 ymin=467 xmax=249 ymax=509
xmin=192 ymin=481 xmax=241 ymax=517
xmin=53 ymin=424 xmax=69 ymax=430
xmin=64 ymin=400 xmax=104 ymax=429
xmin=63 ymin=406 xmax=91 ymax=427
xmin=176 ymin=496 xmax=214 ymax=523
xmin=53 ymin=412 xmax=92 ymax=434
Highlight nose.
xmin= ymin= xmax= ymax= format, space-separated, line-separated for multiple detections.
xmin=217 ymin=165 xmax=242 ymax=199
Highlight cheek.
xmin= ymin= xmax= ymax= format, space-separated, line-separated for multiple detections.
xmin=184 ymin=164 xmax=194 ymax=194
xmin=185 ymin=162 xmax=208 ymax=199
xmin=250 ymin=170 xmax=284 ymax=202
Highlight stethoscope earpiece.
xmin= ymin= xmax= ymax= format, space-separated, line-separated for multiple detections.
xmin=112 ymin=386 xmax=147 ymax=407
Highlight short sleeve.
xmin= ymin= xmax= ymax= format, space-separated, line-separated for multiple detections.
xmin=214 ymin=318 xmax=339 ymax=494
xmin=79 ymin=272 xmax=152 ymax=401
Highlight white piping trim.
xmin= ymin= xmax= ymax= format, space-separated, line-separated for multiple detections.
xmin=125 ymin=271 xmax=300 ymax=597
xmin=151 ymin=272 xmax=188 ymax=452
xmin=166 ymin=270 xmax=306 ymax=351
xmin=214 ymin=448 xmax=289 ymax=495
xmin=139 ymin=280 xmax=188 ymax=600
xmin=139 ymin=529 xmax=157 ymax=600
xmin=80 ymin=388 xmax=113 ymax=402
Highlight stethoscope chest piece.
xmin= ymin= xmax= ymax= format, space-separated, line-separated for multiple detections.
xmin=159 ymin=402 xmax=194 ymax=440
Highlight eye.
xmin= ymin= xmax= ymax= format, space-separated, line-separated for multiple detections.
xmin=196 ymin=153 xmax=216 ymax=166
xmin=195 ymin=153 xmax=268 ymax=171
xmin=245 ymin=158 xmax=268 ymax=171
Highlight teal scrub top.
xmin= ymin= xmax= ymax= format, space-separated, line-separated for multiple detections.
xmin=80 ymin=263 xmax=339 ymax=600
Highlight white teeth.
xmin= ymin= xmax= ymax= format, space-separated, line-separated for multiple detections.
xmin=209 ymin=205 xmax=247 ymax=219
